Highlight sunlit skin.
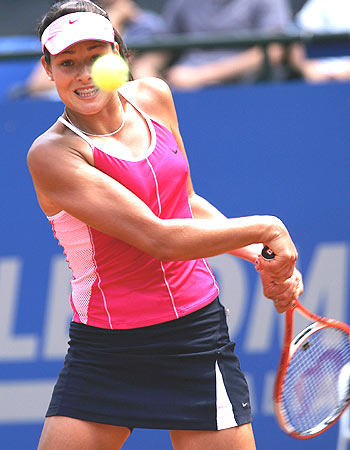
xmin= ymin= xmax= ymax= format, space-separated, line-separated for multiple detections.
xmin=41 ymin=40 xmax=123 ymax=135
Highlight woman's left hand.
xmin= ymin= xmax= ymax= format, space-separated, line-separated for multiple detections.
xmin=259 ymin=267 xmax=304 ymax=313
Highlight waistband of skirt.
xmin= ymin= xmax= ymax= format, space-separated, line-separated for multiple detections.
xmin=68 ymin=296 xmax=225 ymax=349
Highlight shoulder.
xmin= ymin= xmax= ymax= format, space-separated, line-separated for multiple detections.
xmin=121 ymin=77 xmax=173 ymax=105
xmin=27 ymin=128 xmax=61 ymax=172
xmin=27 ymin=122 xmax=91 ymax=177
xmin=120 ymin=77 xmax=177 ymax=128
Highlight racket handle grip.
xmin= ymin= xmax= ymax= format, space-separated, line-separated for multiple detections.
xmin=261 ymin=245 xmax=275 ymax=260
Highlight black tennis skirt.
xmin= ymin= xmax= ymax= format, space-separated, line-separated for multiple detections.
xmin=46 ymin=297 xmax=252 ymax=430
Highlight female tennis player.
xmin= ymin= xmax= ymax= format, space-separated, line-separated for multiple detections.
xmin=28 ymin=1 xmax=303 ymax=449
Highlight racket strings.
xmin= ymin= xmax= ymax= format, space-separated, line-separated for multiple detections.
xmin=281 ymin=327 xmax=350 ymax=435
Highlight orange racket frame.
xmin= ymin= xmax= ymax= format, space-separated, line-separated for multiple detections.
xmin=273 ymin=299 xmax=350 ymax=438
xmin=261 ymin=246 xmax=350 ymax=438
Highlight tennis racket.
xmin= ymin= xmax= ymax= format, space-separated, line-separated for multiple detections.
xmin=262 ymin=245 xmax=350 ymax=439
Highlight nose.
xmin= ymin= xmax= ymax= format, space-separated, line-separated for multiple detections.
xmin=76 ymin=63 xmax=92 ymax=83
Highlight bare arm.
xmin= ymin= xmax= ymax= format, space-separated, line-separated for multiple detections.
xmin=187 ymin=183 xmax=303 ymax=312
xmin=28 ymin=137 xmax=285 ymax=257
xmin=188 ymin=192 xmax=263 ymax=262
xmin=166 ymin=47 xmax=264 ymax=90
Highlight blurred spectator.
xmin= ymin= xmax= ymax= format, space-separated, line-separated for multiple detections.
xmin=294 ymin=0 xmax=350 ymax=82
xmin=132 ymin=0 xmax=294 ymax=90
xmin=101 ymin=0 xmax=164 ymax=42
xmin=288 ymin=0 xmax=308 ymax=18
xmin=11 ymin=0 xmax=165 ymax=100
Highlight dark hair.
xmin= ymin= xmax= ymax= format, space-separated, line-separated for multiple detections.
xmin=38 ymin=0 xmax=132 ymax=79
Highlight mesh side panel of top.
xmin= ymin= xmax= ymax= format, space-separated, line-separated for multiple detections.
xmin=51 ymin=213 xmax=97 ymax=324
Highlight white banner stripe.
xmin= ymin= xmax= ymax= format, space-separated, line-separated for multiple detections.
xmin=0 ymin=380 xmax=55 ymax=423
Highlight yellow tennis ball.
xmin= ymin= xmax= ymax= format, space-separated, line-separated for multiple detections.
xmin=91 ymin=54 xmax=129 ymax=91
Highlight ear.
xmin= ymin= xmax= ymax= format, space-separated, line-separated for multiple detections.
xmin=113 ymin=42 xmax=120 ymax=55
xmin=41 ymin=55 xmax=54 ymax=81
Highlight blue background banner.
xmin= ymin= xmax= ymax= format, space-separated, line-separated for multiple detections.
xmin=0 ymin=79 xmax=349 ymax=449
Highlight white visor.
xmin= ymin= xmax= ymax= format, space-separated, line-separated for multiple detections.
xmin=41 ymin=12 xmax=115 ymax=55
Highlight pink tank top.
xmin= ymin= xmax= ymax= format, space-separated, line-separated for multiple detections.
xmin=50 ymin=95 xmax=219 ymax=329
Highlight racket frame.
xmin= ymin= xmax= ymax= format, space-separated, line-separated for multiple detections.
xmin=261 ymin=246 xmax=350 ymax=438
xmin=274 ymin=301 xmax=350 ymax=439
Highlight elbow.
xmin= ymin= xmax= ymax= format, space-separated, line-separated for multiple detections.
xmin=142 ymin=228 xmax=183 ymax=261
xmin=136 ymin=220 xmax=188 ymax=261
xmin=148 ymin=241 xmax=179 ymax=261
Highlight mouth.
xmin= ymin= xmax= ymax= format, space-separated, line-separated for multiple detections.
xmin=74 ymin=87 xmax=99 ymax=98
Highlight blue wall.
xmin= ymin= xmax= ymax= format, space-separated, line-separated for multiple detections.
xmin=0 ymin=79 xmax=349 ymax=449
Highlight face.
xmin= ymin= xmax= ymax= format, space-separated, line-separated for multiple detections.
xmin=42 ymin=40 xmax=117 ymax=114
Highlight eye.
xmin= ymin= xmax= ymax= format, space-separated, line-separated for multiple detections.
xmin=60 ymin=59 xmax=74 ymax=67
xmin=90 ymin=53 xmax=106 ymax=64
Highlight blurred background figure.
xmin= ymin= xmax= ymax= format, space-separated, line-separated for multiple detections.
xmin=133 ymin=0 xmax=295 ymax=90
xmin=13 ymin=0 xmax=165 ymax=100
xmin=5 ymin=0 xmax=350 ymax=97
xmin=103 ymin=0 xmax=164 ymax=41
xmin=294 ymin=0 xmax=350 ymax=82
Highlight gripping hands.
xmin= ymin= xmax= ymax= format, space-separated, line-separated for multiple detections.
xmin=255 ymin=244 xmax=304 ymax=314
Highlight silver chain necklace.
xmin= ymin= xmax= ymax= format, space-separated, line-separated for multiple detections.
xmin=64 ymin=95 xmax=126 ymax=137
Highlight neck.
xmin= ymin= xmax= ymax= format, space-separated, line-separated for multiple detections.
xmin=64 ymin=95 xmax=125 ymax=138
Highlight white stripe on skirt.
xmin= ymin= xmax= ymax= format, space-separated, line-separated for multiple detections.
xmin=215 ymin=361 xmax=238 ymax=430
